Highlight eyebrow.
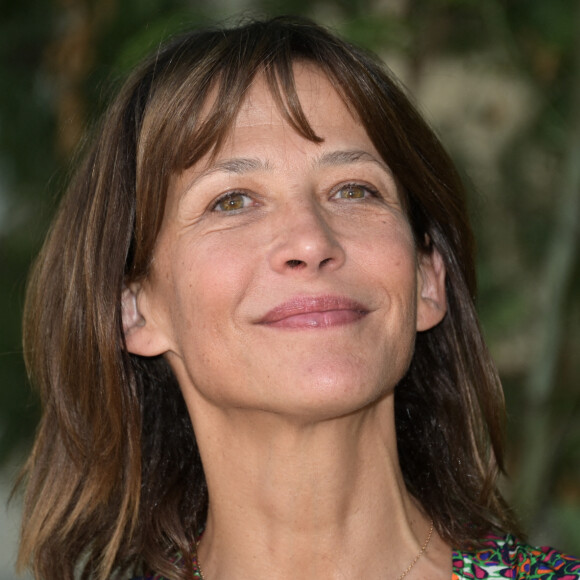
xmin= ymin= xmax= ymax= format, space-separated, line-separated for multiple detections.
xmin=211 ymin=157 xmax=272 ymax=174
xmin=184 ymin=157 xmax=271 ymax=185
xmin=179 ymin=157 xmax=270 ymax=198
xmin=205 ymin=149 xmax=391 ymax=176
xmin=181 ymin=149 xmax=392 ymax=198
xmin=314 ymin=149 xmax=392 ymax=176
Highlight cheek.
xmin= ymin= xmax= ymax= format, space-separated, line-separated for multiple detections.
xmin=354 ymin=224 xmax=420 ymax=364
xmin=354 ymin=220 xmax=418 ymax=292
xmin=164 ymin=233 xmax=255 ymax=347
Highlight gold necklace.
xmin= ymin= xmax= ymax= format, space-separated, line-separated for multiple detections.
xmin=396 ymin=519 xmax=434 ymax=580
xmin=195 ymin=519 xmax=434 ymax=580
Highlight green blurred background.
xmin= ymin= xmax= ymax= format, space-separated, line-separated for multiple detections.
xmin=1 ymin=0 xmax=579 ymax=576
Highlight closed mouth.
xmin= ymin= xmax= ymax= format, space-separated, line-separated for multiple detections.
xmin=259 ymin=295 xmax=369 ymax=329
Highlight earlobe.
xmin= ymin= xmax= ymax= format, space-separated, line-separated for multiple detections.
xmin=416 ymin=247 xmax=447 ymax=332
xmin=121 ymin=284 xmax=171 ymax=356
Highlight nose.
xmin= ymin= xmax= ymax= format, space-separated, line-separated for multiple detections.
xmin=269 ymin=202 xmax=346 ymax=275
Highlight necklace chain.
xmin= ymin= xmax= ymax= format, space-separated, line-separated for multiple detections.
xmin=195 ymin=519 xmax=434 ymax=580
xmin=396 ymin=519 xmax=434 ymax=580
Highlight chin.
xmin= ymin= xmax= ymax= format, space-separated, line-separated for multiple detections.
xmin=262 ymin=368 xmax=398 ymax=422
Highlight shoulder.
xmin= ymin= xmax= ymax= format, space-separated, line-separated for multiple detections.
xmin=452 ymin=533 xmax=580 ymax=579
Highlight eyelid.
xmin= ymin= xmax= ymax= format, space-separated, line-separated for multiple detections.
xmin=207 ymin=180 xmax=382 ymax=214
xmin=330 ymin=181 xmax=380 ymax=199
xmin=211 ymin=190 xmax=256 ymax=213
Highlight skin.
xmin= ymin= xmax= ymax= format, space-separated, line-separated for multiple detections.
xmin=124 ymin=64 xmax=450 ymax=579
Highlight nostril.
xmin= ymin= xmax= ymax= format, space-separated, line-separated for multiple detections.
xmin=320 ymin=258 xmax=332 ymax=267
xmin=286 ymin=259 xmax=305 ymax=269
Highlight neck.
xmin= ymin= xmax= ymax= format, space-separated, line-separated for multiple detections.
xmin=186 ymin=393 xmax=449 ymax=580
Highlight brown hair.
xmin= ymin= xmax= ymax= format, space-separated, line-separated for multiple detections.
xmin=19 ymin=15 xmax=520 ymax=580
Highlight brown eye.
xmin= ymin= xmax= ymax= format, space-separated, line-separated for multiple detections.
xmin=214 ymin=192 xmax=251 ymax=212
xmin=335 ymin=184 xmax=373 ymax=200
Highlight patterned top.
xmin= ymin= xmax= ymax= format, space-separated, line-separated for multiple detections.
xmin=136 ymin=534 xmax=580 ymax=579
xmin=452 ymin=534 xmax=580 ymax=579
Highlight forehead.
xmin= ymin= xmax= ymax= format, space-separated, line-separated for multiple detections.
xmin=200 ymin=64 xmax=377 ymax=167
xmin=166 ymin=65 xmax=396 ymax=213
xmin=235 ymin=63 xmax=355 ymax=130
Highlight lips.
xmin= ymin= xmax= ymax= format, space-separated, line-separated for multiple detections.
xmin=259 ymin=295 xmax=369 ymax=329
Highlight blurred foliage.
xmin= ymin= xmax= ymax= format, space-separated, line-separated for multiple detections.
xmin=1 ymin=0 xmax=578 ymax=554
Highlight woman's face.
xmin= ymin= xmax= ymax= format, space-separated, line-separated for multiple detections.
xmin=125 ymin=64 xmax=446 ymax=420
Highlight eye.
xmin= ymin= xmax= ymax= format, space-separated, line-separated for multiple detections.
xmin=212 ymin=191 xmax=253 ymax=213
xmin=332 ymin=183 xmax=378 ymax=200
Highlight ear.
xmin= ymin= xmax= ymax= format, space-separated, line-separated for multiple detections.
xmin=416 ymin=246 xmax=447 ymax=332
xmin=121 ymin=284 xmax=171 ymax=356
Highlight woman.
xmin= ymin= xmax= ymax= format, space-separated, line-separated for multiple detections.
xmin=17 ymin=16 xmax=579 ymax=580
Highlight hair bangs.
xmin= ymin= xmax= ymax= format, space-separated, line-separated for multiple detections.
xmin=130 ymin=33 xmax=333 ymax=279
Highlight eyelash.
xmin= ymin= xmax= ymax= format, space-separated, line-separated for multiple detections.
xmin=211 ymin=191 xmax=254 ymax=213
xmin=331 ymin=182 xmax=380 ymax=200
xmin=210 ymin=182 xmax=381 ymax=214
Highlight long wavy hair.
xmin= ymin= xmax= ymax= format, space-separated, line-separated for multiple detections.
xmin=18 ymin=15 xmax=520 ymax=580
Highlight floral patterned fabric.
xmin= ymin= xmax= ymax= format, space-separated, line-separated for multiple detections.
xmin=452 ymin=534 xmax=580 ymax=579
xmin=135 ymin=534 xmax=580 ymax=579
